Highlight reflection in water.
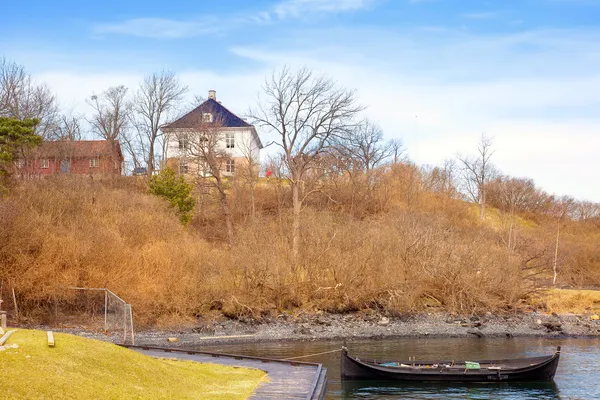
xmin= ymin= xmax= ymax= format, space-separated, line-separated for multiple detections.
xmin=341 ymin=381 xmax=560 ymax=400
xmin=198 ymin=336 xmax=599 ymax=399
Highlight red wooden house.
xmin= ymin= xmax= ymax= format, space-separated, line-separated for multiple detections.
xmin=16 ymin=140 xmax=123 ymax=176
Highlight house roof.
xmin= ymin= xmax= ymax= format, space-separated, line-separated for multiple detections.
xmin=163 ymin=98 xmax=252 ymax=129
xmin=30 ymin=140 xmax=123 ymax=159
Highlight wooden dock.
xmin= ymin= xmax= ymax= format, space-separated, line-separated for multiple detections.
xmin=125 ymin=345 xmax=327 ymax=400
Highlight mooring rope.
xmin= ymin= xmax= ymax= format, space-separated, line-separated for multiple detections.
xmin=282 ymin=348 xmax=342 ymax=360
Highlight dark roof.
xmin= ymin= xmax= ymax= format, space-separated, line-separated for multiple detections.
xmin=30 ymin=140 xmax=123 ymax=159
xmin=163 ymin=98 xmax=252 ymax=129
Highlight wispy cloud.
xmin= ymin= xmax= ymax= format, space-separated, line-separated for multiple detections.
xmin=272 ymin=0 xmax=377 ymax=19
xmin=93 ymin=17 xmax=223 ymax=39
xmin=93 ymin=0 xmax=378 ymax=38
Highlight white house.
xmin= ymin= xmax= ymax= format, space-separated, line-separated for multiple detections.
xmin=162 ymin=90 xmax=262 ymax=177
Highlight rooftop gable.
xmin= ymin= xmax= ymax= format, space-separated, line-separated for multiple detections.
xmin=28 ymin=140 xmax=123 ymax=159
xmin=164 ymin=98 xmax=252 ymax=129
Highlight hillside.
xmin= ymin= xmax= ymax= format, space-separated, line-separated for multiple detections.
xmin=0 ymin=170 xmax=599 ymax=327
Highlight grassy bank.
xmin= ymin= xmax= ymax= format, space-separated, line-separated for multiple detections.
xmin=531 ymin=289 xmax=600 ymax=315
xmin=1 ymin=329 xmax=266 ymax=399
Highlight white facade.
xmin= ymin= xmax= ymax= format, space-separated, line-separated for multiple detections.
xmin=165 ymin=127 xmax=261 ymax=163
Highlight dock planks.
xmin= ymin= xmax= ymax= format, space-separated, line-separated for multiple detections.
xmin=127 ymin=346 xmax=327 ymax=400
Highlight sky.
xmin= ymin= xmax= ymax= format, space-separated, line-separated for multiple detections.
xmin=2 ymin=0 xmax=600 ymax=201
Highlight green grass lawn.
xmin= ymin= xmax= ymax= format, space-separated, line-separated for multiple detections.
xmin=0 ymin=329 xmax=266 ymax=400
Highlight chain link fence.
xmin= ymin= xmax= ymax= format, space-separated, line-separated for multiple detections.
xmin=52 ymin=286 xmax=135 ymax=344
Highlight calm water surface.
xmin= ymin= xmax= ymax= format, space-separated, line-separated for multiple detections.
xmin=200 ymin=337 xmax=600 ymax=399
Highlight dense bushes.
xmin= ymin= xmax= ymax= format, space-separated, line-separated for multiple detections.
xmin=1 ymin=170 xmax=598 ymax=327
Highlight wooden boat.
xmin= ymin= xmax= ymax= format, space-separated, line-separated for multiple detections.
xmin=341 ymin=346 xmax=560 ymax=382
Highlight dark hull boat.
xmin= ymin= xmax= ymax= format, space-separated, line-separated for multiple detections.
xmin=341 ymin=346 xmax=560 ymax=382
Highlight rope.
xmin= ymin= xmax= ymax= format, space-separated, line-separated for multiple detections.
xmin=281 ymin=348 xmax=342 ymax=360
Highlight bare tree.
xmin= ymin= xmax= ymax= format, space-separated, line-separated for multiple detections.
xmin=390 ymin=138 xmax=405 ymax=164
xmin=88 ymin=85 xmax=131 ymax=145
xmin=249 ymin=66 xmax=363 ymax=258
xmin=458 ymin=134 xmax=495 ymax=221
xmin=549 ymin=196 xmax=575 ymax=285
xmin=421 ymin=158 xmax=458 ymax=196
xmin=0 ymin=57 xmax=59 ymax=139
xmin=54 ymin=113 xmax=83 ymax=141
xmin=335 ymin=119 xmax=394 ymax=175
xmin=176 ymin=118 xmax=235 ymax=245
xmin=237 ymin=139 xmax=261 ymax=220
xmin=133 ymin=71 xmax=187 ymax=177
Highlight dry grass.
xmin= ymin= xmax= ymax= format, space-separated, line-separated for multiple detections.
xmin=1 ymin=169 xmax=599 ymax=327
xmin=530 ymin=289 xmax=600 ymax=315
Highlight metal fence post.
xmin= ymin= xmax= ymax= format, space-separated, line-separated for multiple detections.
xmin=104 ymin=290 xmax=108 ymax=332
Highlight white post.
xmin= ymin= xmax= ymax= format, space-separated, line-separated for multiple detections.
xmin=104 ymin=290 xmax=108 ymax=332
xmin=123 ymin=304 xmax=127 ymax=344
xmin=129 ymin=305 xmax=135 ymax=345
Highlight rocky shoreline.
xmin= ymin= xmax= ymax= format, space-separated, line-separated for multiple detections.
xmin=66 ymin=311 xmax=600 ymax=347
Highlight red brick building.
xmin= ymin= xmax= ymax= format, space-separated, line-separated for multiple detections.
xmin=16 ymin=140 xmax=123 ymax=176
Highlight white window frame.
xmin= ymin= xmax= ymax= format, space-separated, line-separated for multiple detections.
xmin=90 ymin=157 xmax=99 ymax=168
xmin=202 ymin=113 xmax=213 ymax=123
xmin=226 ymin=159 xmax=235 ymax=174
xmin=178 ymin=136 xmax=189 ymax=151
xmin=15 ymin=158 xmax=25 ymax=169
xmin=226 ymin=132 xmax=235 ymax=149
xmin=41 ymin=159 xmax=49 ymax=169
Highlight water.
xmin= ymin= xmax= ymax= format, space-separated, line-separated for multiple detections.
xmin=199 ymin=337 xmax=600 ymax=399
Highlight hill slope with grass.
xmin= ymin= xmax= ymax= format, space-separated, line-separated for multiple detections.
xmin=0 ymin=171 xmax=599 ymax=326
xmin=1 ymin=329 xmax=266 ymax=400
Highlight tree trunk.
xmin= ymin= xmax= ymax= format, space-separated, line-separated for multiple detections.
xmin=215 ymin=176 xmax=234 ymax=247
xmin=291 ymin=180 xmax=301 ymax=260
xmin=147 ymin=139 xmax=155 ymax=177
xmin=553 ymin=223 xmax=560 ymax=286
xmin=250 ymin=183 xmax=256 ymax=220
xmin=480 ymin=186 xmax=486 ymax=221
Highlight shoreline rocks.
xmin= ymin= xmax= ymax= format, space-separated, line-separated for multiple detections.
xmin=43 ymin=311 xmax=600 ymax=347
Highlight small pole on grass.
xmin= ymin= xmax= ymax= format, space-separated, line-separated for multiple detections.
xmin=129 ymin=304 xmax=135 ymax=345
xmin=123 ymin=304 xmax=127 ymax=344
xmin=12 ymin=288 xmax=19 ymax=318
xmin=104 ymin=290 xmax=108 ymax=332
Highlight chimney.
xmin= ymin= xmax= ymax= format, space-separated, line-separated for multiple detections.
xmin=208 ymin=90 xmax=216 ymax=100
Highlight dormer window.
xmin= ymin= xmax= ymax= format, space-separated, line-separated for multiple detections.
xmin=203 ymin=113 xmax=213 ymax=123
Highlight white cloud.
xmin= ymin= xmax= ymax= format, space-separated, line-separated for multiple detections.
xmin=228 ymin=27 xmax=600 ymax=201
xmin=29 ymin=24 xmax=600 ymax=201
xmin=273 ymin=0 xmax=377 ymax=19
xmin=93 ymin=17 xmax=222 ymax=39
xmin=92 ymin=0 xmax=378 ymax=38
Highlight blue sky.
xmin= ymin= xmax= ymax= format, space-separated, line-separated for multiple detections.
xmin=2 ymin=0 xmax=600 ymax=201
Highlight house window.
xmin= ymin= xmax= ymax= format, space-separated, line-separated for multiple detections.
xmin=90 ymin=158 xmax=99 ymax=168
xmin=178 ymin=136 xmax=189 ymax=151
xmin=41 ymin=159 xmax=49 ymax=169
xmin=15 ymin=159 xmax=25 ymax=169
xmin=226 ymin=159 xmax=235 ymax=174
xmin=179 ymin=160 xmax=189 ymax=174
xmin=203 ymin=113 xmax=213 ymax=123
xmin=226 ymin=132 xmax=235 ymax=149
